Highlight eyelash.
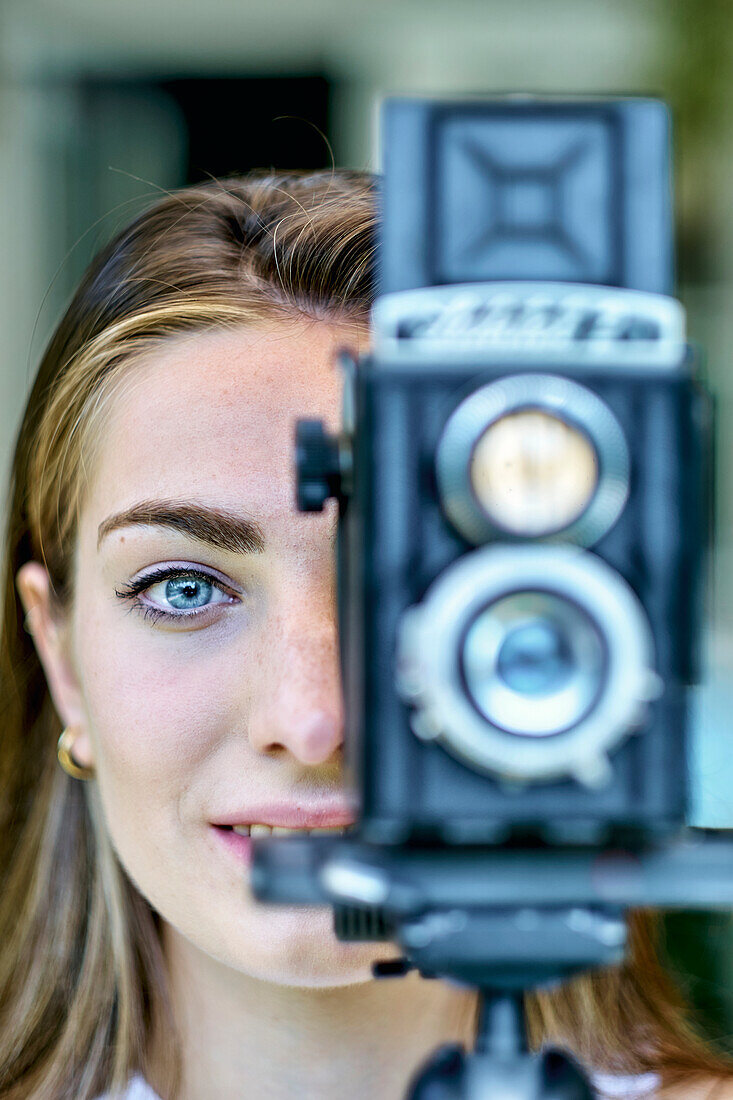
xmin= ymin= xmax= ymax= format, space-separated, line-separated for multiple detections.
xmin=115 ymin=566 xmax=238 ymax=625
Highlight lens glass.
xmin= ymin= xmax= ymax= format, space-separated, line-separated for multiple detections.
xmin=461 ymin=591 xmax=605 ymax=737
xmin=496 ymin=618 xmax=574 ymax=696
xmin=470 ymin=409 xmax=598 ymax=536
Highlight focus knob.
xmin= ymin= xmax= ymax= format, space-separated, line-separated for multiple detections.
xmin=296 ymin=419 xmax=342 ymax=512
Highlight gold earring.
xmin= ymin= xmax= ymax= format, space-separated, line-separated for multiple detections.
xmin=57 ymin=728 xmax=95 ymax=781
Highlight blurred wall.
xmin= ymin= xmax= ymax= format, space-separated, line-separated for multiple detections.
xmin=1 ymin=0 xmax=732 ymax=1045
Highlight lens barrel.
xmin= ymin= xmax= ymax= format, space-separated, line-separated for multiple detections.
xmin=436 ymin=374 xmax=630 ymax=546
xmin=396 ymin=546 xmax=661 ymax=787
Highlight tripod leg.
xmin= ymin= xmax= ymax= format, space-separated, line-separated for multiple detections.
xmin=539 ymin=1050 xmax=595 ymax=1100
xmin=407 ymin=1044 xmax=466 ymax=1099
xmin=406 ymin=990 xmax=595 ymax=1099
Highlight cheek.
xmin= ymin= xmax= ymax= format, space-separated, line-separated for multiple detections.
xmin=75 ymin=621 xmax=253 ymax=810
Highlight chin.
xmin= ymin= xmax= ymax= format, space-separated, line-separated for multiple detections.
xmin=262 ymin=959 xmax=378 ymax=990
xmin=173 ymin=900 xmax=401 ymax=990
xmin=230 ymin=909 xmax=401 ymax=988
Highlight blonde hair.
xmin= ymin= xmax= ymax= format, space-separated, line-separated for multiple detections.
xmin=0 ymin=171 xmax=729 ymax=1098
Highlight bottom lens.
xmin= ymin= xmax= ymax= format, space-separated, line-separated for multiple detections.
xmin=395 ymin=545 xmax=657 ymax=784
xmin=461 ymin=592 xmax=606 ymax=738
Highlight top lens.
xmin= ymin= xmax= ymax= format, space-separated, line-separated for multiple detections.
xmin=436 ymin=374 xmax=630 ymax=546
xmin=470 ymin=409 xmax=598 ymax=536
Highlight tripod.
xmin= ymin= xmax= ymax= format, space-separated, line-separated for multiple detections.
xmin=407 ymin=990 xmax=592 ymax=1099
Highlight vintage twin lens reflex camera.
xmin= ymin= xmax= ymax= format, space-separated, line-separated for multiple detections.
xmin=297 ymin=97 xmax=707 ymax=850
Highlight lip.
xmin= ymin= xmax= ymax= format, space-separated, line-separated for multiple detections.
xmin=211 ymin=800 xmax=358 ymax=830
xmin=212 ymin=826 xmax=254 ymax=866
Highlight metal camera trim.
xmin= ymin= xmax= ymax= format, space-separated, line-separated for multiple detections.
xmin=435 ymin=373 xmax=630 ymax=546
xmin=395 ymin=545 xmax=661 ymax=786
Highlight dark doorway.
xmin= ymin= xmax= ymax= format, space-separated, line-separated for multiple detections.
xmin=51 ymin=72 xmax=333 ymax=313
xmin=161 ymin=75 xmax=332 ymax=182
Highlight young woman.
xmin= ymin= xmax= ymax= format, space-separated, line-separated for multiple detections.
xmin=1 ymin=171 xmax=731 ymax=1099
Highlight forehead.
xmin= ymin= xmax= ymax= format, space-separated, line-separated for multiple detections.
xmin=86 ymin=320 xmax=360 ymax=520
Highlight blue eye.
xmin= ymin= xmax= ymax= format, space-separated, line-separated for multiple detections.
xmin=116 ymin=567 xmax=237 ymax=625
xmin=160 ymin=575 xmax=215 ymax=610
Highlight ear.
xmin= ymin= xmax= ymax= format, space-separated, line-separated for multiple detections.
xmin=15 ymin=561 xmax=95 ymax=771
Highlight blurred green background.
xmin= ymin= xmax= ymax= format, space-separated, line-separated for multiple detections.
xmin=0 ymin=0 xmax=731 ymax=1054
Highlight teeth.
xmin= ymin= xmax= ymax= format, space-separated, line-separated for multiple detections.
xmin=229 ymin=824 xmax=350 ymax=837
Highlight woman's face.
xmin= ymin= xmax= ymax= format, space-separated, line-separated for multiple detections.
xmin=26 ymin=318 xmax=398 ymax=986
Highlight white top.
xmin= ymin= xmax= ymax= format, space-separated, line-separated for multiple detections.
xmin=95 ymin=1078 xmax=160 ymax=1100
xmin=593 ymin=1072 xmax=660 ymax=1098
xmin=95 ymin=1070 xmax=661 ymax=1099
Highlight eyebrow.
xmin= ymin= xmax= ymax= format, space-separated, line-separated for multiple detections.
xmin=97 ymin=500 xmax=267 ymax=555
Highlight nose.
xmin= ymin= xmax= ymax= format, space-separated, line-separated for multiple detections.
xmin=247 ymin=614 xmax=344 ymax=766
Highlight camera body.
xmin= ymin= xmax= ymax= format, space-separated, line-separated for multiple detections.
xmin=298 ymin=97 xmax=707 ymax=850
xmin=338 ymin=302 xmax=703 ymax=847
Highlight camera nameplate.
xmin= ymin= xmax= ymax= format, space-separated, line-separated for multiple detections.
xmin=373 ymin=282 xmax=686 ymax=369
